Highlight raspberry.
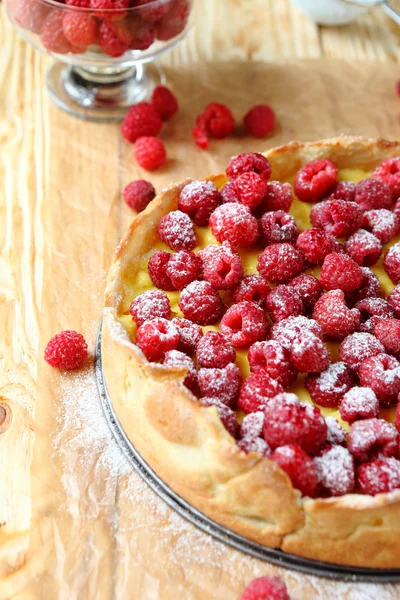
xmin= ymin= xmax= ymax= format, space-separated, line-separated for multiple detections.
xmin=360 ymin=316 xmax=385 ymax=335
xmin=305 ymin=361 xmax=354 ymax=408
xmin=121 ymin=102 xmax=162 ymax=143
xmin=339 ymin=332 xmax=385 ymax=371
xmin=44 ymin=330 xmax=88 ymax=370
xmin=135 ymin=136 xmax=166 ymax=171
xmin=325 ymin=416 xmax=347 ymax=446
xmin=127 ymin=16 xmax=156 ymax=51
xmin=271 ymin=444 xmax=318 ymax=497
xmin=15 ymin=0 xmax=50 ymax=33
xmin=320 ymin=253 xmax=363 ymax=293
xmin=345 ymin=229 xmax=382 ymax=267
xmin=179 ymin=281 xmax=224 ymax=325
xmin=263 ymin=393 xmax=327 ymax=455
xmin=194 ymin=103 xmax=235 ymax=142
xmin=243 ymin=104 xmax=275 ymax=138
xmin=200 ymin=397 xmax=240 ymax=438
xmin=178 ymin=180 xmax=221 ymax=226
xmin=311 ymin=199 xmax=363 ymax=238
xmin=270 ymin=316 xmax=323 ymax=350
xmin=192 ymin=117 xmax=209 ymax=150
xmin=257 ymin=243 xmax=305 ymax=284
xmin=295 ymin=228 xmax=335 ymax=266
xmin=240 ymin=411 xmax=265 ymax=439
xmin=395 ymin=198 xmax=400 ymax=220
xmin=136 ymin=0 xmax=170 ymax=22
xmin=123 ymin=179 xmax=155 ymax=212
xmin=237 ymin=436 xmax=271 ymax=456
xmin=396 ymin=402 xmax=400 ymax=432
xmin=312 ymin=289 xmax=360 ymax=340
xmin=373 ymin=157 xmax=400 ymax=200
xmin=197 ymin=242 xmax=228 ymax=263
xmin=346 ymin=267 xmax=380 ymax=305
xmin=238 ymin=372 xmax=283 ymax=413
xmin=259 ymin=211 xmax=297 ymax=246
xmin=220 ymin=181 xmax=239 ymax=204
xmin=359 ymin=354 xmax=400 ymax=406
xmin=289 ymin=330 xmax=330 ymax=373
xmin=363 ymin=209 xmax=399 ymax=244
xmin=239 ymin=576 xmax=289 ymax=600
xmin=148 ymin=251 xmax=175 ymax=291
xmin=158 ymin=210 xmax=196 ymax=251
xmin=91 ymin=0 xmax=129 ymax=20
xmin=358 ymin=458 xmax=400 ymax=495
xmin=40 ymin=11 xmax=72 ymax=54
xmin=165 ymin=250 xmax=201 ymax=290
xmin=156 ymin=0 xmax=189 ymax=41
xmin=266 ymin=285 xmax=304 ymax=322
xmin=98 ymin=20 xmax=131 ymax=56
xmin=288 ymin=274 xmax=322 ymax=312
xmin=260 ymin=181 xmax=292 ymax=213
xmin=233 ymin=172 xmax=268 ymax=210
xmin=226 ymin=152 xmax=272 ymax=182
xmin=136 ymin=317 xmax=179 ymax=361
xmin=130 ymin=289 xmax=170 ymax=326
xmin=62 ymin=13 xmax=96 ymax=48
xmin=355 ymin=297 xmax=394 ymax=324
xmin=198 ymin=363 xmax=242 ymax=406
xmin=172 ymin=317 xmax=203 ymax=354
xmin=196 ymin=331 xmax=235 ymax=368
xmin=348 ymin=418 xmax=399 ymax=462
xmin=209 ymin=203 xmax=258 ymax=249
xmin=220 ymin=301 xmax=268 ymax=348
xmin=329 ymin=180 xmax=356 ymax=202
xmin=163 ymin=349 xmax=198 ymax=393
xmin=66 ymin=0 xmax=90 ymax=5
xmin=294 ymin=159 xmax=338 ymax=203
xmin=314 ymin=446 xmax=355 ymax=497
xmin=339 ymin=387 xmax=379 ymax=423
xmin=248 ymin=341 xmax=297 ymax=388
xmin=202 ymin=245 xmax=243 ymax=290
xmin=389 ymin=285 xmax=400 ymax=317
xmin=384 ymin=243 xmax=400 ymax=284
xmin=373 ymin=318 xmax=400 ymax=357
xmin=355 ymin=177 xmax=392 ymax=211
xmin=232 ymin=275 xmax=270 ymax=307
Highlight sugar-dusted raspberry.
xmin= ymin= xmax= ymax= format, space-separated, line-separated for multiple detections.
xmin=348 ymin=418 xmax=399 ymax=462
xmin=314 ymin=446 xmax=355 ymax=496
xmin=305 ymin=361 xmax=354 ymax=408
xmin=271 ymin=444 xmax=318 ymax=497
xmin=178 ymin=180 xmax=221 ymax=226
xmin=148 ymin=250 xmax=175 ymax=291
xmin=15 ymin=0 xmax=51 ymax=33
xmin=320 ymin=253 xmax=363 ymax=293
xmin=198 ymin=363 xmax=242 ymax=406
xmin=329 ymin=180 xmax=356 ymax=202
xmin=62 ymin=13 xmax=97 ymax=48
xmin=239 ymin=576 xmax=290 ymax=600
xmin=158 ymin=210 xmax=196 ymax=251
xmin=345 ymin=229 xmax=382 ymax=267
xmin=40 ymin=11 xmax=72 ymax=54
xmin=220 ymin=301 xmax=268 ymax=348
xmin=238 ymin=371 xmax=283 ymax=413
xmin=395 ymin=198 xmax=400 ymax=220
xmin=98 ymin=20 xmax=131 ymax=56
xmin=384 ymin=243 xmax=400 ymax=284
xmin=288 ymin=274 xmax=322 ymax=312
xmin=196 ymin=331 xmax=235 ymax=368
xmin=360 ymin=316 xmax=386 ymax=334
xmin=200 ymin=397 xmax=240 ymax=438
xmin=248 ymin=340 xmax=297 ymax=388
xmin=237 ymin=436 xmax=271 ymax=456
xmin=312 ymin=199 xmax=363 ymax=238
xmin=232 ymin=274 xmax=270 ymax=307
xmin=209 ymin=203 xmax=258 ymax=249
xmin=359 ymin=353 xmax=400 ymax=406
xmin=373 ymin=318 xmax=400 ymax=357
xmin=295 ymin=228 xmax=334 ymax=266
xmin=243 ymin=104 xmax=276 ymax=138
xmin=121 ymin=102 xmax=162 ymax=143
xmin=197 ymin=242 xmax=228 ymax=263
xmin=165 ymin=250 xmax=201 ymax=290
xmin=389 ymin=285 xmax=400 ymax=317
xmin=240 ymin=411 xmax=265 ymax=439
xmin=130 ymin=289 xmax=170 ymax=327
xmin=151 ymin=85 xmax=178 ymax=120
xmin=363 ymin=209 xmax=399 ymax=244
xmin=259 ymin=211 xmax=297 ymax=246
xmin=294 ymin=159 xmax=338 ymax=203
xmin=260 ymin=181 xmax=292 ymax=213
xmin=201 ymin=102 xmax=235 ymax=139
xmin=339 ymin=387 xmax=379 ymax=423
xmin=172 ymin=317 xmax=203 ymax=354
xmin=202 ymin=245 xmax=243 ymax=290
xmin=157 ymin=0 xmax=189 ymax=41
xmin=359 ymin=457 xmax=400 ymax=495
xmin=270 ymin=315 xmax=323 ymax=350
xmin=312 ymin=289 xmax=360 ymax=340
xmin=339 ymin=332 xmax=385 ymax=371
xmin=266 ymin=285 xmax=304 ymax=322
xmin=346 ymin=267 xmax=380 ymax=305
xmin=257 ymin=243 xmax=305 ymax=284
xmin=220 ymin=181 xmax=239 ymax=204
xmin=374 ymin=157 xmax=400 ymax=200
xmin=136 ymin=317 xmax=179 ymax=361
xmin=289 ymin=330 xmax=330 ymax=373
xmin=232 ymin=172 xmax=267 ymax=210
xmin=44 ymin=330 xmax=88 ymax=370
xmin=355 ymin=177 xmax=392 ymax=211
xmin=263 ymin=393 xmax=327 ymax=455
xmin=91 ymin=0 xmax=129 ymax=20
xmin=135 ymin=136 xmax=166 ymax=171
xmin=226 ymin=152 xmax=272 ymax=182
xmin=163 ymin=349 xmax=198 ymax=393
xmin=355 ymin=297 xmax=394 ymax=324
xmin=179 ymin=281 xmax=224 ymax=325
xmin=123 ymin=179 xmax=155 ymax=212
xmin=325 ymin=416 xmax=347 ymax=446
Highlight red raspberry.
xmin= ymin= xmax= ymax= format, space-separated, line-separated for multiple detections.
xmin=15 ymin=0 xmax=51 ymax=33
xmin=66 ymin=0 xmax=90 ymax=5
xmin=136 ymin=317 xmax=179 ymax=361
xmin=355 ymin=297 xmax=394 ymax=324
xmin=200 ymin=397 xmax=240 ymax=438
xmin=270 ymin=316 xmax=323 ymax=350
xmin=202 ymin=246 xmax=243 ymax=290
xmin=329 ymin=180 xmax=356 ymax=202
xmin=325 ymin=416 xmax=347 ymax=446
xmin=295 ymin=228 xmax=335 ymax=266
xmin=339 ymin=387 xmax=379 ymax=423
xmin=243 ymin=104 xmax=276 ymax=138
xmin=198 ymin=363 xmax=242 ymax=406
xmin=339 ymin=332 xmax=385 ymax=371
xmin=248 ymin=340 xmax=297 ymax=388
xmin=355 ymin=177 xmax=392 ymax=211
xmin=129 ymin=289 xmax=170 ymax=326
xmin=179 ymin=280 xmax=224 ymax=325
xmin=127 ymin=16 xmax=156 ymax=51
xmin=157 ymin=0 xmax=189 ymax=41
xmin=259 ymin=211 xmax=297 ymax=246
xmin=226 ymin=152 xmax=272 ymax=182
xmin=358 ymin=458 xmax=400 ymax=495
xmin=237 ymin=436 xmax=271 ymax=456
xmin=44 ymin=330 xmax=88 ymax=370
xmin=348 ymin=418 xmax=399 ymax=462
xmin=289 ymin=330 xmax=330 ymax=373
xmin=384 ymin=243 xmax=400 ymax=284
xmin=192 ymin=116 xmax=209 ymax=150
xmin=135 ymin=0 xmax=169 ymax=23
xmin=396 ymin=402 xmax=400 ymax=432
xmin=240 ymin=411 xmax=265 ymax=439
xmin=158 ymin=210 xmax=196 ymax=251
xmin=266 ymin=285 xmax=304 ymax=322
xmin=123 ymin=179 xmax=155 ymax=212
xmin=373 ymin=318 xmax=400 ymax=356
xmin=294 ymin=159 xmax=338 ymax=203
xmin=62 ymin=13 xmax=96 ymax=48
xmin=220 ymin=301 xmax=268 ymax=348
xmin=238 ymin=372 xmax=283 ymax=413
xmin=314 ymin=446 xmax=355 ymax=496
xmin=389 ymin=285 xmax=400 ymax=317
xmin=220 ymin=181 xmax=239 ymax=204
xmin=257 ymin=243 xmax=305 ymax=284
xmin=40 ymin=11 xmax=72 ymax=54
xmin=312 ymin=289 xmax=360 ymax=340
xmin=305 ymin=361 xmax=354 ymax=408
xmin=239 ymin=576 xmax=289 ymax=600
xmin=150 ymin=85 xmax=178 ymax=120
xmin=178 ymin=180 xmax=221 ymax=226
xmin=345 ymin=229 xmax=382 ymax=267
xmin=172 ymin=317 xmax=203 ymax=354
xmin=360 ymin=316 xmax=385 ymax=335
xmin=311 ymin=199 xmax=362 ymax=238
xmin=91 ymin=0 xmax=129 ymax=20
xmin=271 ymin=444 xmax=318 ymax=497
xmin=201 ymin=102 xmax=235 ymax=139
xmin=288 ymin=274 xmax=322 ymax=312
xmin=121 ymin=102 xmax=162 ymax=143
xmin=363 ymin=209 xmax=399 ymax=244
xmin=197 ymin=242 xmax=229 ymax=263
xmin=346 ymin=267 xmax=380 ymax=305
xmin=260 ymin=181 xmax=292 ymax=213
xmin=263 ymin=393 xmax=327 ymax=455
xmin=196 ymin=331 xmax=235 ymax=368
xmin=359 ymin=354 xmax=400 ymax=406
xmin=209 ymin=203 xmax=258 ymax=249
xmin=148 ymin=250 xmax=175 ymax=291
xmin=395 ymin=198 xmax=400 ymax=220
xmin=373 ymin=157 xmax=400 ymax=200
xmin=98 ymin=20 xmax=131 ymax=56
xmin=233 ymin=172 xmax=268 ymax=210
xmin=165 ymin=250 xmax=201 ymax=290
xmin=135 ymin=136 xmax=166 ymax=171
xmin=163 ymin=349 xmax=198 ymax=393
xmin=232 ymin=275 xmax=270 ymax=307
xmin=320 ymin=253 xmax=363 ymax=293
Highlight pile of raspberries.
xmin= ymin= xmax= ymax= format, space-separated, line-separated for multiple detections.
xmin=129 ymin=151 xmax=400 ymax=499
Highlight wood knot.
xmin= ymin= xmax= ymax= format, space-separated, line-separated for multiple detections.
xmin=0 ymin=402 xmax=12 ymax=434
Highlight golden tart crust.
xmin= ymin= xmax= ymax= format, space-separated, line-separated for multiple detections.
xmin=103 ymin=136 xmax=400 ymax=568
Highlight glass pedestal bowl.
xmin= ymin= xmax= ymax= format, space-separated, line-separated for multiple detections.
xmin=6 ymin=0 xmax=195 ymax=121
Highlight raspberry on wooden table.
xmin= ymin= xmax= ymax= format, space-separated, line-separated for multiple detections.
xmin=389 ymin=285 xmax=400 ymax=317
xmin=314 ymin=446 xmax=355 ymax=496
xmin=259 ymin=211 xmax=297 ymax=246
xmin=136 ymin=317 xmax=179 ymax=361
xmin=220 ymin=301 xmax=268 ymax=348
xmin=163 ymin=349 xmax=198 ymax=393
xmin=329 ymin=180 xmax=356 ymax=202
xmin=346 ymin=267 xmax=380 ymax=305
xmin=209 ymin=203 xmax=258 ymax=248
xmin=348 ymin=418 xmax=399 ymax=462
xmin=233 ymin=172 xmax=268 ymax=210
xmin=151 ymin=85 xmax=178 ymax=120
xmin=44 ymin=330 xmax=88 ymax=370
xmin=257 ymin=243 xmax=305 ymax=283
xmin=226 ymin=152 xmax=272 ymax=182
xmin=202 ymin=245 xmax=243 ymax=290
xmin=358 ymin=353 xmax=400 ymax=406
xmin=202 ymin=102 xmax=235 ymax=139
xmin=325 ymin=416 xmax=347 ymax=446
xmin=312 ymin=289 xmax=360 ymax=340
xmin=339 ymin=332 xmax=385 ymax=371
xmin=266 ymin=285 xmax=304 ymax=322
xmin=355 ymin=177 xmax=392 ymax=211
xmin=148 ymin=250 xmax=175 ymax=291
xmin=260 ymin=180 xmax=292 ymax=213
xmin=121 ymin=102 xmax=162 ymax=142
xmin=288 ymin=274 xmax=322 ymax=312
xmin=289 ymin=330 xmax=330 ymax=373
xmin=178 ymin=180 xmax=221 ymax=226
xmin=129 ymin=289 xmax=170 ymax=326
xmin=243 ymin=104 xmax=276 ymax=138
xmin=166 ymin=250 xmax=202 ymax=290
xmin=248 ymin=340 xmax=297 ymax=388
xmin=305 ymin=362 xmax=354 ymax=408
xmin=363 ymin=209 xmax=400 ymax=244
xmin=179 ymin=281 xmax=224 ymax=325
xmin=98 ymin=20 xmax=131 ymax=57
xmin=135 ymin=136 xmax=166 ymax=171
xmin=233 ymin=275 xmax=270 ymax=307
xmin=158 ymin=210 xmax=196 ymax=251
xmin=339 ymin=387 xmax=379 ymax=423
xmin=40 ymin=11 xmax=72 ymax=54
xmin=271 ymin=444 xmax=318 ymax=497
xmin=374 ymin=318 xmax=400 ymax=356
xmin=62 ymin=13 xmax=97 ymax=48
xmin=384 ymin=243 xmax=400 ymax=284
xmin=123 ymin=179 xmax=155 ymax=212
xmin=358 ymin=458 xmax=400 ymax=495
xmin=192 ymin=115 xmax=209 ymax=150
xmin=270 ymin=315 xmax=323 ymax=350
xmin=373 ymin=157 xmax=400 ymax=200
xmin=156 ymin=0 xmax=190 ymax=41
xmin=196 ymin=331 xmax=235 ymax=368
xmin=200 ymin=397 xmax=240 ymax=438
xmin=345 ymin=229 xmax=382 ymax=267
xmin=294 ymin=159 xmax=338 ymax=203
xmin=312 ymin=199 xmax=363 ymax=238
xmin=172 ymin=317 xmax=203 ymax=354
xmin=238 ymin=372 xmax=283 ymax=414
xmin=198 ymin=363 xmax=242 ymax=406
xmin=295 ymin=228 xmax=335 ymax=266
xmin=239 ymin=576 xmax=290 ymax=600
xmin=320 ymin=253 xmax=363 ymax=293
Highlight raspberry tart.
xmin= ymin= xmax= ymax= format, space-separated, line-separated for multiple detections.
xmin=103 ymin=137 xmax=400 ymax=568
